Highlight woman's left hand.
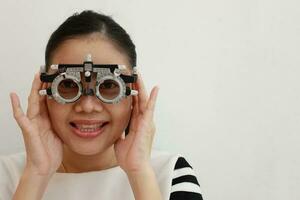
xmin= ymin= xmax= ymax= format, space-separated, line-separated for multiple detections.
xmin=114 ymin=72 xmax=159 ymax=174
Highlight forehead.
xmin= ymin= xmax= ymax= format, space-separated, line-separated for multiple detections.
xmin=49 ymin=35 xmax=131 ymax=73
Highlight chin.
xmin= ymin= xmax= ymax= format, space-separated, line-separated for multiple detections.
xmin=65 ymin=142 xmax=107 ymax=156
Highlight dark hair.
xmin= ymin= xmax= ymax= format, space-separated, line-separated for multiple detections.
xmin=45 ymin=10 xmax=136 ymax=69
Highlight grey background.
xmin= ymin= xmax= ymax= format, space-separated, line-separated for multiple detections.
xmin=0 ymin=0 xmax=299 ymax=199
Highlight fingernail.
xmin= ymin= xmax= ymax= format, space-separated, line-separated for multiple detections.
xmin=9 ymin=92 xmax=15 ymax=98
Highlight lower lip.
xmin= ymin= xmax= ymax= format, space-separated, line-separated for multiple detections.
xmin=70 ymin=124 xmax=107 ymax=139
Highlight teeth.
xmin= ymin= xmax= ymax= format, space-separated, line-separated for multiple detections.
xmin=79 ymin=127 xmax=99 ymax=132
xmin=77 ymin=124 xmax=102 ymax=129
xmin=70 ymin=122 xmax=108 ymax=133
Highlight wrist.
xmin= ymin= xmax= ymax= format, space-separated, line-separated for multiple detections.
xmin=125 ymin=163 xmax=153 ymax=177
xmin=125 ymin=165 xmax=163 ymax=200
xmin=23 ymin=166 xmax=53 ymax=182
xmin=12 ymin=168 xmax=51 ymax=200
xmin=24 ymin=160 xmax=57 ymax=176
xmin=22 ymin=171 xmax=52 ymax=188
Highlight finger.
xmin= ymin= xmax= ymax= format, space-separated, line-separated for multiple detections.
xmin=131 ymin=86 xmax=159 ymax=136
xmin=10 ymin=93 xmax=37 ymax=156
xmin=136 ymin=72 xmax=149 ymax=112
xmin=10 ymin=92 xmax=32 ymax=131
xmin=27 ymin=72 xmax=43 ymax=119
xmin=120 ymin=131 xmax=126 ymax=140
xmin=128 ymin=95 xmax=139 ymax=134
xmin=39 ymin=95 xmax=49 ymax=119
xmin=39 ymin=83 xmax=49 ymax=117
xmin=134 ymin=86 xmax=159 ymax=140
xmin=131 ymin=82 xmax=140 ymax=113
xmin=130 ymin=88 xmax=158 ymax=153
xmin=132 ymin=95 xmax=139 ymax=116
xmin=144 ymin=86 xmax=159 ymax=121
xmin=143 ymin=87 xmax=159 ymax=148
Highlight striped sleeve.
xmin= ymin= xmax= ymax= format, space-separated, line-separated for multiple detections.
xmin=169 ymin=157 xmax=203 ymax=200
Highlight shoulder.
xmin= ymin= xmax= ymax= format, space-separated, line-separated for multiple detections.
xmin=150 ymin=149 xmax=204 ymax=200
xmin=0 ymin=151 xmax=26 ymax=174
xmin=0 ymin=151 xmax=26 ymax=199
xmin=170 ymin=156 xmax=203 ymax=200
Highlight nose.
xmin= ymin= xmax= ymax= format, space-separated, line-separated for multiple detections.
xmin=74 ymin=95 xmax=104 ymax=113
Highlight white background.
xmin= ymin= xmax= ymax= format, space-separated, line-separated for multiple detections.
xmin=0 ymin=0 xmax=299 ymax=199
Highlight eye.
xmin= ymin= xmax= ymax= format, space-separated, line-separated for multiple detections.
xmin=100 ymin=80 xmax=118 ymax=89
xmin=60 ymin=79 xmax=78 ymax=89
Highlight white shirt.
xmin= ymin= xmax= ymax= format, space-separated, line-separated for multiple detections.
xmin=0 ymin=149 xmax=182 ymax=200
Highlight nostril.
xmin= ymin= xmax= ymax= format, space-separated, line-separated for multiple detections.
xmin=73 ymin=95 xmax=104 ymax=113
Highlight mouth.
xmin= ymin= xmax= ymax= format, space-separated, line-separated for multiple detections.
xmin=69 ymin=120 xmax=109 ymax=138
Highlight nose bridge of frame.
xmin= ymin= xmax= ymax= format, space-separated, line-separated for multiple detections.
xmin=80 ymin=72 xmax=97 ymax=95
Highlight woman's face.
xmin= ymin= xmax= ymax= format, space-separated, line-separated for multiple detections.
xmin=46 ymin=34 xmax=132 ymax=155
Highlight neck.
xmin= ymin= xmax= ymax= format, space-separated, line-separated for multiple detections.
xmin=58 ymin=145 xmax=118 ymax=173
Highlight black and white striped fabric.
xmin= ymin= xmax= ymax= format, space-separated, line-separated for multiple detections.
xmin=169 ymin=157 xmax=203 ymax=200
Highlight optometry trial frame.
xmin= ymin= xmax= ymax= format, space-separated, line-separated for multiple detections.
xmin=39 ymin=54 xmax=138 ymax=104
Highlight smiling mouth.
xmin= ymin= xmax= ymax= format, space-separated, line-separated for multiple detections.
xmin=69 ymin=121 xmax=109 ymax=138
xmin=69 ymin=122 xmax=109 ymax=132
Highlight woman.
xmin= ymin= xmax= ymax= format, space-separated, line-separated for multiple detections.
xmin=1 ymin=10 xmax=203 ymax=200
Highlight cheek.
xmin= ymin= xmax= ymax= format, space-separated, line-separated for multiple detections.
xmin=46 ymin=99 xmax=69 ymax=128
xmin=108 ymin=99 xmax=132 ymax=128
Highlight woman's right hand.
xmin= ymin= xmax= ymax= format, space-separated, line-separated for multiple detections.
xmin=10 ymin=72 xmax=63 ymax=178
